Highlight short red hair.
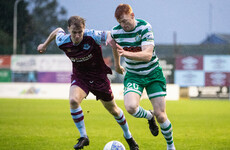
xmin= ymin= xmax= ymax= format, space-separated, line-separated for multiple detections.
xmin=115 ymin=4 xmax=133 ymax=20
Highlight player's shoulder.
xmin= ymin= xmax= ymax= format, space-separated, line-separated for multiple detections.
xmin=136 ymin=19 xmax=151 ymax=27
xmin=84 ymin=29 xmax=105 ymax=38
xmin=84 ymin=29 xmax=107 ymax=45
xmin=56 ymin=31 xmax=71 ymax=46
xmin=111 ymin=24 xmax=123 ymax=36
xmin=83 ymin=29 xmax=93 ymax=36
xmin=112 ymin=24 xmax=122 ymax=31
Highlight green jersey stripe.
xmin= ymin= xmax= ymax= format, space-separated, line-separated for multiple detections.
xmin=141 ymin=28 xmax=149 ymax=36
xmin=126 ymin=64 xmax=159 ymax=75
xmin=125 ymin=56 xmax=157 ymax=65
xmin=125 ymin=57 xmax=159 ymax=69
xmin=119 ymin=41 xmax=142 ymax=47
xmin=113 ymin=30 xmax=142 ymax=38
xmin=126 ymin=62 xmax=159 ymax=73
xmin=115 ymin=37 xmax=140 ymax=44
xmin=142 ymin=38 xmax=154 ymax=42
xmin=113 ymin=25 xmax=122 ymax=30
xmin=125 ymin=53 xmax=157 ymax=63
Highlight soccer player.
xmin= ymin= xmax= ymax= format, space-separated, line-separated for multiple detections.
xmin=108 ymin=4 xmax=176 ymax=150
xmin=37 ymin=16 xmax=139 ymax=150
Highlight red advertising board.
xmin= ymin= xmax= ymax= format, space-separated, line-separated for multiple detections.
xmin=175 ymin=55 xmax=230 ymax=87
xmin=0 ymin=55 xmax=11 ymax=68
xmin=176 ymin=56 xmax=203 ymax=70
xmin=205 ymin=72 xmax=230 ymax=86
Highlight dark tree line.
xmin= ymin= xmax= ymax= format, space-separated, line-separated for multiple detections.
xmin=0 ymin=0 xmax=68 ymax=55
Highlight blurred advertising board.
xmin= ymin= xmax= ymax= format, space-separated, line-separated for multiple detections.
xmin=176 ymin=56 xmax=203 ymax=70
xmin=175 ymin=70 xmax=205 ymax=87
xmin=159 ymin=58 xmax=174 ymax=83
xmin=10 ymin=55 xmax=72 ymax=83
xmin=11 ymin=71 xmax=37 ymax=82
xmin=175 ymin=55 xmax=230 ymax=87
xmin=189 ymin=86 xmax=229 ymax=99
xmin=205 ymin=72 xmax=230 ymax=86
xmin=36 ymin=55 xmax=71 ymax=72
xmin=11 ymin=55 xmax=37 ymax=71
xmin=0 ymin=69 xmax=11 ymax=82
xmin=0 ymin=83 xmax=179 ymax=100
xmin=0 ymin=55 xmax=11 ymax=68
xmin=204 ymin=55 xmax=230 ymax=72
xmin=37 ymin=72 xmax=71 ymax=83
xmin=0 ymin=83 xmax=69 ymax=99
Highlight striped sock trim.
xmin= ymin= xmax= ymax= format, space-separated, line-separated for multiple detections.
xmin=116 ymin=114 xmax=127 ymax=125
xmin=160 ymin=119 xmax=174 ymax=146
xmin=115 ymin=109 xmax=132 ymax=139
xmin=70 ymin=107 xmax=87 ymax=137
xmin=115 ymin=109 xmax=127 ymax=125
xmin=71 ymin=107 xmax=84 ymax=123
xmin=132 ymin=106 xmax=148 ymax=118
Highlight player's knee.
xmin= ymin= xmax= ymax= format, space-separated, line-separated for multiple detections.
xmin=125 ymin=105 xmax=137 ymax=114
xmin=69 ymin=97 xmax=80 ymax=107
xmin=109 ymin=107 xmax=120 ymax=116
xmin=154 ymin=111 xmax=167 ymax=123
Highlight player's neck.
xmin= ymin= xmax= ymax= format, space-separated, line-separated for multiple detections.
xmin=72 ymin=38 xmax=83 ymax=46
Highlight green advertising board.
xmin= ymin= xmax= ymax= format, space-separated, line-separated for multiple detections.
xmin=0 ymin=69 xmax=11 ymax=82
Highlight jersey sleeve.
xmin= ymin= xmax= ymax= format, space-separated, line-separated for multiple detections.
xmin=55 ymin=30 xmax=70 ymax=47
xmin=141 ymin=23 xmax=155 ymax=46
xmin=84 ymin=29 xmax=108 ymax=45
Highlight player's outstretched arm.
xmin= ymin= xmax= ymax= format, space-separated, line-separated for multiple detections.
xmin=106 ymin=32 xmax=125 ymax=74
xmin=37 ymin=27 xmax=64 ymax=53
xmin=106 ymin=32 xmax=117 ymax=48
xmin=116 ymin=43 xmax=154 ymax=62
xmin=112 ymin=47 xmax=125 ymax=74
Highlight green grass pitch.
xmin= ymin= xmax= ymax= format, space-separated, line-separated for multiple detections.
xmin=0 ymin=98 xmax=230 ymax=150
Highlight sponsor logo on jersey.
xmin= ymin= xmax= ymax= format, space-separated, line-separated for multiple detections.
xmin=123 ymin=46 xmax=141 ymax=52
xmin=70 ymin=54 xmax=93 ymax=62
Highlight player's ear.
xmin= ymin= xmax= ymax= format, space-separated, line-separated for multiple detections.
xmin=131 ymin=13 xmax=135 ymax=19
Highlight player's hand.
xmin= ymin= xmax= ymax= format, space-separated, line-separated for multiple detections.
xmin=37 ymin=44 xmax=47 ymax=53
xmin=115 ymin=65 xmax=125 ymax=74
xmin=106 ymin=33 xmax=117 ymax=49
xmin=116 ymin=43 xmax=125 ymax=56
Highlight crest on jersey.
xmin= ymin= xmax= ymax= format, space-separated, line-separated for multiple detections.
xmin=66 ymin=48 xmax=71 ymax=52
xmin=135 ymin=34 xmax=141 ymax=42
xmin=83 ymin=44 xmax=90 ymax=50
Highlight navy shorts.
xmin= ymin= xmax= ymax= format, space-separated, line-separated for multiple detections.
xmin=71 ymin=75 xmax=114 ymax=101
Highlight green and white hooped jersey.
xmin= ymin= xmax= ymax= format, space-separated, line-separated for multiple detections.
xmin=111 ymin=19 xmax=159 ymax=76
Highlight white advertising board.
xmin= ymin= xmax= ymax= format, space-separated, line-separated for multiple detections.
xmin=0 ymin=83 xmax=179 ymax=101
xmin=11 ymin=55 xmax=72 ymax=72
xmin=0 ymin=83 xmax=69 ymax=99
xmin=204 ymin=55 xmax=230 ymax=72
xmin=11 ymin=55 xmax=38 ymax=71
xmin=37 ymin=55 xmax=72 ymax=72
xmin=175 ymin=70 xmax=205 ymax=87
